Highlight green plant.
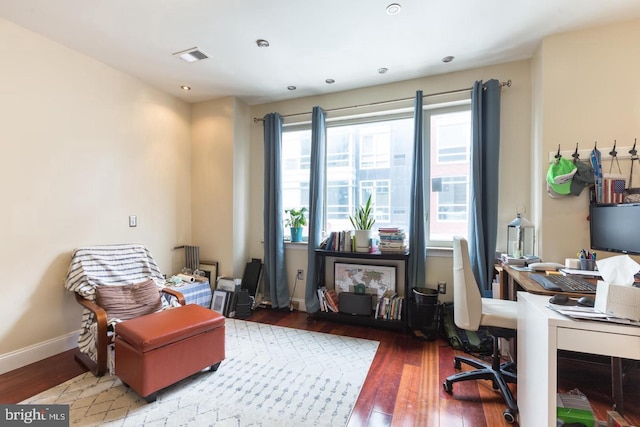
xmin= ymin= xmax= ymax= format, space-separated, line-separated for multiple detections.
xmin=285 ymin=207 xmax=308 ymax=228
xmin=349 ymin=194 xmax=376 ymax=230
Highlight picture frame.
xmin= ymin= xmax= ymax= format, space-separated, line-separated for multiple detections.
xmin=199 ymin=260 xmax=219 ymax=284
xmin=211 ymin=289 xmax=229 ymax=314
xmin=333 ymin=262 xmax=396 ymax=303
xmin=216 ymin=276 xmax=239 ymax=292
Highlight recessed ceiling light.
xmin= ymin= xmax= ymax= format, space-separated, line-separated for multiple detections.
xmin=180 ymin=85 xmax=191 ymax=91
xmin=172 ymin=47 xmax=209 ymax=63
xmin=287 ymin=86 xmax=297 ymax=91
xmin=386 ymin=3 xmax=402 ymax=15
xmin=256 ymin=39 xmax=270 ymax=48
xmin=325 ymin=79 xmax=335 ymax=84
xmin=378 ymin=67 xmax=388 ymax=74
xmin=442 ymin=55 xmax=455 ymax=63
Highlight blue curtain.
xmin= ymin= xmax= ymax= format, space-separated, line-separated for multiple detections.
xmin=408 ymin=91 xmax=426 ymax=303
xmin=468 ymin=80 xmax=501 ymax=296
xmin=263 ymin=113 xmax=290 ymax=308
xmin=304 ymin=107 xmax=326 ymax=313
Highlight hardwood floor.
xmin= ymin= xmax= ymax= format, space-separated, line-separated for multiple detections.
xmin=2 ymin=308 xmax=639 ymax=426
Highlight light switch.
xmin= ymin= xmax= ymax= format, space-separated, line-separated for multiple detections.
xmin=129 ymin=215 xmax=137 ymax=227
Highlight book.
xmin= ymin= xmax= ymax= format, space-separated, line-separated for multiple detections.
xmin=317 ymin=288 xmax=327 ymax=311
xmin=325 ymin=289 xmax=339 ymax=312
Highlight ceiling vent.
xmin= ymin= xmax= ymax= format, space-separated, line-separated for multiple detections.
xmin=172 ymin=47 xmax=209 ymax=63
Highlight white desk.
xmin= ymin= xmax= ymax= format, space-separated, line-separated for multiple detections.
xmin=517 ymin=292 xmax=640 ymax=427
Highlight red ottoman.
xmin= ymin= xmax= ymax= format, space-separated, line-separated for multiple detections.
xmin=115 ymin=304 xmax=225 ymax=402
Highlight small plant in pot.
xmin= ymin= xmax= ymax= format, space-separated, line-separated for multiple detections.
xmin=349 ymin=195 xmax=376 ymax=252
xmin=285 ymin=207 xmax=308 ymax=242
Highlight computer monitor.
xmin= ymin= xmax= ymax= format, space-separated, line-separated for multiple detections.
xmin=589 ymin=203 xmax=640 ymax=255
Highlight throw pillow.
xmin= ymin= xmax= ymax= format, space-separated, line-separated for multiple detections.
xmin=95 ymin=278 xmax=163 ymax=321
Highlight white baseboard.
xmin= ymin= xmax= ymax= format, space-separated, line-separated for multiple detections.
xmin=290 ymin=297 xmax=306 ymax=312
xmin=0 ymin=330 xmax=79 ymax=375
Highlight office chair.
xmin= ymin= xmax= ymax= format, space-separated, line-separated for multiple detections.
xmin=443 ymin=236 xmax=519 ymax=423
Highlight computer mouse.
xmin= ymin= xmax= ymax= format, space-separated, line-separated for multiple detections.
xmin=577 ymin=296 xmax=595 ymax=307
xmin=549 ymin=294 xmax=569 ymax=305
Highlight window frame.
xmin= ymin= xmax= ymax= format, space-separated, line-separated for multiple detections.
xmin=280 ymin=100 xmax=472 ymax=248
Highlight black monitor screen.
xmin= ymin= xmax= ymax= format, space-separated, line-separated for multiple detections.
xmin=589 ymin=203 xmax=640 ymax=255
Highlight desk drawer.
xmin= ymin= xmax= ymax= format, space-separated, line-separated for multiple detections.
xmin=557 ymin=327 xmax=640 ymax=359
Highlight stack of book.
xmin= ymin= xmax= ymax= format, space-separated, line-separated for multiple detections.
xmin=317 ymin=287 xmax=340 ymax=312
xmin=319 ymin=231 xmax=354 ymax=252
xmin=374 ymin=290 xmax=404 ymax=320
xmin=378 ymin=228 xmax=407 ymax=253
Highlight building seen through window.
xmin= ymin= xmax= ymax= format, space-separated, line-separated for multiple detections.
xmin=281 ymin=104 xmax=471 ymax=246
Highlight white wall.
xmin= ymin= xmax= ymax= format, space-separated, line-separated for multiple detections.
xmin=191 ymin=97 xmax=252 ymax=278
xmin=535 ymin=18 xmax=640 ymax=264
xmin=0 ymin=18 xmax=192 ymax=371
xmin=248 ymin=60 xmax=533 ymax=306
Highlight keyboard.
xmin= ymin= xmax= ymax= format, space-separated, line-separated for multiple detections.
xmin=529 ymin=274 xmax=597 ymax=294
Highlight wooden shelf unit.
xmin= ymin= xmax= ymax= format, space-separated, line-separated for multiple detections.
xmin=312 ymin=249 xmax=410 ymax=331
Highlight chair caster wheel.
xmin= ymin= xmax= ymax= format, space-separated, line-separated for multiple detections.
xmin=443 ymin=381 xmax=453 ymax=393
xmin=453 ymin=359 xmax=461 ymax=370
xmin=503 ymin=408 xmax=516 ymax=424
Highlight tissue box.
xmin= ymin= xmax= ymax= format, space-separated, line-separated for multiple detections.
xmin=595 ymin=281 xmax=640 ymax=321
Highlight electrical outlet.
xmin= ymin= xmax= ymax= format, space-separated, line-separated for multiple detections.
xmin=437 ymin=281 xmax=447 ymax=294
xmin=129 ymin=215 xmax=137 ymax=227
xmin=296 ymin=269 xmax=304 ymax=280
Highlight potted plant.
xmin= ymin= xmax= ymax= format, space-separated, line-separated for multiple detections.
xmin=349 ymin=194 xmax=376 ymax=252
xmin=285 ymin=207 xmax=308 ymax=242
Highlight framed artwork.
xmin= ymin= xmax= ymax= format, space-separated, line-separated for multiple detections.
xmin=333 ymin=262 xmax=396 ymax=302
xmin=199 ymin=260 xmax=219 ymax=284
xmin=211 ymin=289 xmax=228 ymax=314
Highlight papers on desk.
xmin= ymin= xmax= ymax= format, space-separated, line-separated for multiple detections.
xmin=509 ymin=266 xmax=532 ymax=272
xmin=547 ymin=303 xmax=640 ymax=326
xmin=559 ymin=268 xmax=602 ymax=278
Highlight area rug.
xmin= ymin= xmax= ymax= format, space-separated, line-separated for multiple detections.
xmin=23 ymin=318 xmax=379 ymax=426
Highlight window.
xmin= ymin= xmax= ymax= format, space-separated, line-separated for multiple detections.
xmin=361 ymin=180 xmax=390 ymax=222
xmin=428 ymin=107 xmax=471 ymax=244
xmin=282 ymin=130 xmax=311 ymax=218
xmin=281 ymin=103 xmax=471 ymax=246
xmin=359 ymin=125 xmax=391 ymax=169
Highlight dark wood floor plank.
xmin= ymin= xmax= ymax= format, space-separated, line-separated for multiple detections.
xmin=1 ymin=308 xmax=639 ymax=426
xmin=390 ymin=363 xmax=421 ymax=427
xmin=0 ymin=348 xmax=86 ymax=404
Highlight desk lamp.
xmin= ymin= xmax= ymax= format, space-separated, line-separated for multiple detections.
xmin=507 ymin=212 xmax=534 ymax=258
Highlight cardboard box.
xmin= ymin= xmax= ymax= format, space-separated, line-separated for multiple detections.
xmin=607 ymin=410 xmax=632 ymax=427
xmin=595 ymin=281 xmax=640 ymax=322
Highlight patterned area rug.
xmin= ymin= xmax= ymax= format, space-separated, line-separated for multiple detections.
xmin=23 ymin=318 xmax=379 ymax=426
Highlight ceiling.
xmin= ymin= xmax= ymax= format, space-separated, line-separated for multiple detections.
xmin=2 ymin=0 xmax=640 ymax=105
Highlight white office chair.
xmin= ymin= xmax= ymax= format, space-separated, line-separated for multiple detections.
xmin=443 ymin=236 xmax=519 ymax=423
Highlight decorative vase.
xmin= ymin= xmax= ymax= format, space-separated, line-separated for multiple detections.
xmin=354 ymin=229 xmax=374 ymax=252
xmin=290 ymin=227 xmax=303 ymax=242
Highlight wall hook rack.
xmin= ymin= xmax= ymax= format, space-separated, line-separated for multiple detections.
xmin=554 ymin=144 xmax=562 ymax=160
xmin=609 ymin=140 xmax=621 ymax=174
xmin=572 ymin=143 xmax=580 ymax=162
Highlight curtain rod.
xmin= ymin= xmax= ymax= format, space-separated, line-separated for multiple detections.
xmin=253 ymin=79 xmax=511 ymax=123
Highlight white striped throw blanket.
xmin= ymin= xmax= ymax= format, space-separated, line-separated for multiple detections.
xmin=64 ymin=244 xmax=170 ymax=373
